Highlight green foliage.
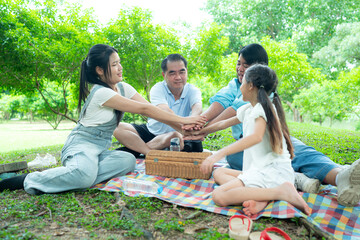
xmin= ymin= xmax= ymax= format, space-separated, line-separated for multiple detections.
xmin=0 ymin=0 xmax=358 ymax=130
xmin=0 ymin=227 xmax=38 ymax=240
xmin=356 ymin=122 xmax=360 ymax=131
xmin=0 ymin=0 xmax=104 ymax=122
xmin=294 ymin=66 xmax=360 ymax=124
xmin=185 ymin=23 xmax=230 ymax=82
xmin=0 ymin=94 xmax=23 ymax=120
xmin=293 ymin=81 xmax=350 ymax=125
xmin=0 ymin=80 xmax=77 ymax=128
xmin=292 ymin=18 xmax=327 ymax=58
xmin=334 ymin=66 xmax=360 ymax=120
xmin=121 ymin=112 xmax=147 ymax=125
xmin=260 ymin=37 xmax=326 ymax=121
xmin=104 ymin=7 xmax=181 ymax=100
xmin=189 ymin=75 xmax=221 ymax=109
xmin=154 ymin=218 xmax=184 ymax=233
xmin=203 ymin=128 xmax=234 ymax=151
xmin=31 ymin=82 xmax=69 ymax=128
xmin=205 ymin=0 xmax=360 ymax=55
xmin=125 ymin=194 xmax=163 ymax=212
xmin=313 ymin=22 xmax=360 ymax=78
xmin=194 ymin=228 xmax=230 ymax=239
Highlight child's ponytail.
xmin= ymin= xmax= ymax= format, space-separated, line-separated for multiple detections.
xmin=257 ymin=86 xmax=283 ymax=156
xmin=272 ymin=92 xmax=294 ymax=159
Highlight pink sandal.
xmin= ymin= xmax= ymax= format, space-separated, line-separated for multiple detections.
xmin=228 ymin=215 xmax=253 ymax=240
xmin=249 ymin=227 xmax=291 ymax=240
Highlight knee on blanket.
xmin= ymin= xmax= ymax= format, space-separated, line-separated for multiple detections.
xmin=212 ymin=190 xmax=229 ymax=207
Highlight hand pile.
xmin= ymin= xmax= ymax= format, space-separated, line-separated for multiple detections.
xmin=182 ymin=122 xmax=207 ymax=141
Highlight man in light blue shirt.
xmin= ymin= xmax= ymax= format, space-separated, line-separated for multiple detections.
xmin=114 ymin=54 xmax=202 ymax=157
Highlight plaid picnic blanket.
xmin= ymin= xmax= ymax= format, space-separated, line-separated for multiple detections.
xmin=93 ymin=159 xmax=360 ymax=240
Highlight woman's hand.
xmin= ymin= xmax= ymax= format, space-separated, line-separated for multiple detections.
xmin=182 ymin=115 xmax=207 ymax=126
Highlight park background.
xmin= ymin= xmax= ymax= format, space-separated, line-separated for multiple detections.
xmin=1 ymin=0 xmax=360 ymax=137
xmin=0 ymin=0 xmax=360 ymax=239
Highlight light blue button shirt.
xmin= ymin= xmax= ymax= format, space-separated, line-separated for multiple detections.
xmin=209 ymin=78 xmax=247 ymax=139
xmin=147 ymin=81 xmax=202 ymax=135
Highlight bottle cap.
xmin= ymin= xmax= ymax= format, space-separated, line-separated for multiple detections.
xmin=170 ymin=137 xmax=180 ymax=145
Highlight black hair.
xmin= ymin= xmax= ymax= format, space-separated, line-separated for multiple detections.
xmin=161 ymin=53 xmax=187 ymax=72
xmin=244 ymin=64 xmax=294 ymax=159
xmin=78 ymin=44 xmax=123 ymax=124
xmin=239 ymin=43 xmax=269 ymax=66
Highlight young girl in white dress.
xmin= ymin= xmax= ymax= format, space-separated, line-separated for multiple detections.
xmin=192 ymin=64 xmax=310 ymax=216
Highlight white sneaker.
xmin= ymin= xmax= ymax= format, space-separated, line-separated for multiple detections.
xmin=28 ymin=153 xmax=57 ymax=168
xmin=294 ymin=172 xmax=320 ymax=194
xmin=337 ymin=158 xmax=360 ymax=207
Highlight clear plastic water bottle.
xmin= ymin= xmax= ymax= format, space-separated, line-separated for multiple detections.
xmin=122 ymin=178 xmax=162 ymax=194
xmin=170 ymin=137 xmax=180 ymax=151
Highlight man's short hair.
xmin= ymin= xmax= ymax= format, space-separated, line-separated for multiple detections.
xmin=161 ymin=54 xmax=187 ymax=73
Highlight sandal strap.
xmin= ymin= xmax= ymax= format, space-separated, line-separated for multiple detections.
xmin=260 ymin=227 xmax=291 ymax=240
xmin=229 ymin=215 xmax=252 ymax=231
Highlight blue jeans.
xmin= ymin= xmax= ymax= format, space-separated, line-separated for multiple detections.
xmin=226 ymin=136 xmax=340 ymax=183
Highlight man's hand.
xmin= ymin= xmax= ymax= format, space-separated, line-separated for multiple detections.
xmin=183 ymin=133 xmax=206 ymax=141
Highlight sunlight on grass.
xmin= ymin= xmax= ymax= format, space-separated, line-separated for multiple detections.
xmin=0 ymin=120 xmax=75 ymax=153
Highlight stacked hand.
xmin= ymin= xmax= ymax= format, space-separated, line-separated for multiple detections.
xmin=182 ymin=122 xmax=207 ymax=140
xmin=181 ymin=121 xmax=221 ymax=175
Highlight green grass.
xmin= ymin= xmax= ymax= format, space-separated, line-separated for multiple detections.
xmin=0 ymin=121 xmax=359 ymax=239
xmin=289 ymin=121 xmax=360 ymax=165
xmin=0 ymin=120 xmax=74 ymax=153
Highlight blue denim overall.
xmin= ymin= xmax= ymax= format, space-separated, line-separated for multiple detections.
xmin=24 ymin=84 xmax=136 ymax=194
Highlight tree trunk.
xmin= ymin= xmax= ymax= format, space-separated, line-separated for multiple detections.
xmin=35 ymin=80 xmax=76 ymax=123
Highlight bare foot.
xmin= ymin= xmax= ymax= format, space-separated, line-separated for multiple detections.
xmin=278 ymin=182 xmax=311 ymax=215
xmin=242 ymin=200 xmax=268 ymax=217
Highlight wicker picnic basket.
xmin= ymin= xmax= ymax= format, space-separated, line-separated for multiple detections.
xmin=145 ymin=150 xmax=213 ymax=180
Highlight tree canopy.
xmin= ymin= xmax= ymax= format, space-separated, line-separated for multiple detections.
xmin=0 ymin=0 xmax=359 ymax=128
xmin=205 ymin=0 xmax=360 ymax=56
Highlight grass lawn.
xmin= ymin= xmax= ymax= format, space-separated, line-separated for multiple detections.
xmin=0 ymin=120 xmax=75 ymax=153
xmin=0 ymin=120 xmax=359 ymax=239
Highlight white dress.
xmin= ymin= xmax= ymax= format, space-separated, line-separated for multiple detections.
xmin=236 ymin=103 xmax=294 ymax=188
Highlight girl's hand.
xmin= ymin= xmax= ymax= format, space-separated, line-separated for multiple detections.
xmin=200 ymin=154 xmax=222 ymax=175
